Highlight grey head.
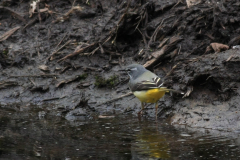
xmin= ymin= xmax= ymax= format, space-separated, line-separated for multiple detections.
xmin=125 ymin=64 xmax=147 ymax=80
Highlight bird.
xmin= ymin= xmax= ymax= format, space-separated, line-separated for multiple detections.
xmin=125 ymin=64 xmax=182 ymax=117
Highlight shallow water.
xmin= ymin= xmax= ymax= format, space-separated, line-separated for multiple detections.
xmin=0 ymin=107 xmax=240 ymax=160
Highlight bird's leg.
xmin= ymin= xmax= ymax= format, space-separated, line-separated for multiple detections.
xmin=155 ymin=102 xmax=158 ymax=119
xmin=138 ymin=102 xmax=145 ymax=115
xmin=142 ymin=102 xmax=145 ymax=110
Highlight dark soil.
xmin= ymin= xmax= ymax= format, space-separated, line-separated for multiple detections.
xmin=1 ymin=0 xmax=240 ymax=131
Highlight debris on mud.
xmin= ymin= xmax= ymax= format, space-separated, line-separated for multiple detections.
xmin=56 ymin=73 xmax=88 ymax=88
xmin=95 ymin=75 xmax=119 ymax=88
xmin=1 ymin=0 xmax=240 ymax=131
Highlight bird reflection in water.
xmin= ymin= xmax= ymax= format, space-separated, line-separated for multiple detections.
xmin=132 ymin=127 xmax=170 ymax=159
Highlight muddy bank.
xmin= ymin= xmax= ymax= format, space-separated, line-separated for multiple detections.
xmin=169 ymin=49 xmax=240 ymax=131
xmin=1 ymin=0 xmax=240 ymax=131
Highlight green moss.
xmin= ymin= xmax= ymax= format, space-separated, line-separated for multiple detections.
xmin=76 ymin=73 xmax=88 ymax=80
xmin=95 ymin=75 xmax=119 ymax=88
xmin=2 ymin=48 xmax=8 ymax=56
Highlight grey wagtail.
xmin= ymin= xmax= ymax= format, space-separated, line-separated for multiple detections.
xmin=125 ymin=64 xmax=182 ymax=117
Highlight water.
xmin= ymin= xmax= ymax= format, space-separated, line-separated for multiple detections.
xmin=0 ymin=107 xmax=240 ymax=160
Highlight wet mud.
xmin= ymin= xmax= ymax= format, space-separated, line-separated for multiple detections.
xmin=1 ymin=0 xmax=240 ymax=132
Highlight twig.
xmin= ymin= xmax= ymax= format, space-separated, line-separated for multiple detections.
xmin=171 ymin=0 xmax=183 ymax=10
xmin=42 ymin=95 xmax=67 ymax=101
xmin=89 ymin=47 xmax=100 ymax=56
xmin=164 ymin=63 xmax=179 ymax=79
xmin=144 ymin=36 xmax=183 ymax=68
xmin=72 ymin=0 xmax=76 ymax=7
xmin=36 ymin=1 xmax=42 ymax=23
xmin=148 ymin=15 xmax=175 ymax=47
xmin=55 ymin=32 xmax=69 ymax=50
xmin=77 ymin=0 xmax=130 ymax=57
xmin=52 ymin=6 xmax=82 ymax=23
xmin=22 ymin=16 xmax=38 ymax=32
xmin=57 ymin=43 xmax=96 ymax=62
xmin=134 ymin=10 xmax=146 ymax=31
xmin=178 ymin=45 xmax=181 ymax=55
xmin=9 ymin=74 xmax=59 ymax=78
xmin=0 ymin=26 xmax=21 ymax=42
xmin=47 ymin=39 xmax=72 ymax=60
xmin=0 ymin=6 xmax=26 ymax=23
xmin=137 ymin=28 xmax=147 ymax=48
xmin=29 ymin=79 xmax=36 ymax=86
xmin=107 ymin=0 xmax=130 ymax=45
xmin=0 ymin=81 xmax=18 ymax=89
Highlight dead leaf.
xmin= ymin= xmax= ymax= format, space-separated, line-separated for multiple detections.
xmin=182 ymin=86 xmax=193 ymax=98
xmin=39 ymin=8 xmax=49 ymax=13
xmin=186 ymin=0 xmax=202 ymax=8
xmin=29 ymin=0 xmax=40 ymax=17
xmin=38 ymin=65 xmax=50 ymax=72
xmin=210 ymin=43 xmax=229 ymax=53
xmin=0 ymin=26 xmax=21 ymax=42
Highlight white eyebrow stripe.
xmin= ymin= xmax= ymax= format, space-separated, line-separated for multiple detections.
xmin=131 ymin=67 xmax=137 ymax=71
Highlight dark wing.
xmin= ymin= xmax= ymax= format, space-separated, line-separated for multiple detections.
xmin=131 ymin=77 xmax=164 ymax=92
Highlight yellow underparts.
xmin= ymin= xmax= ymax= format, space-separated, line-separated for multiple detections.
xmin=133 ymin=88 xmax=168 ymax=103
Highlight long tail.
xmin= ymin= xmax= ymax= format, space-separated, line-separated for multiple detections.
xmin=159 ymin=87 xmax=184 ymax=95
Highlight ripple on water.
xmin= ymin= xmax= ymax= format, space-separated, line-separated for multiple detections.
xmin=0 ymin=108 xmax=240 ymax=159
